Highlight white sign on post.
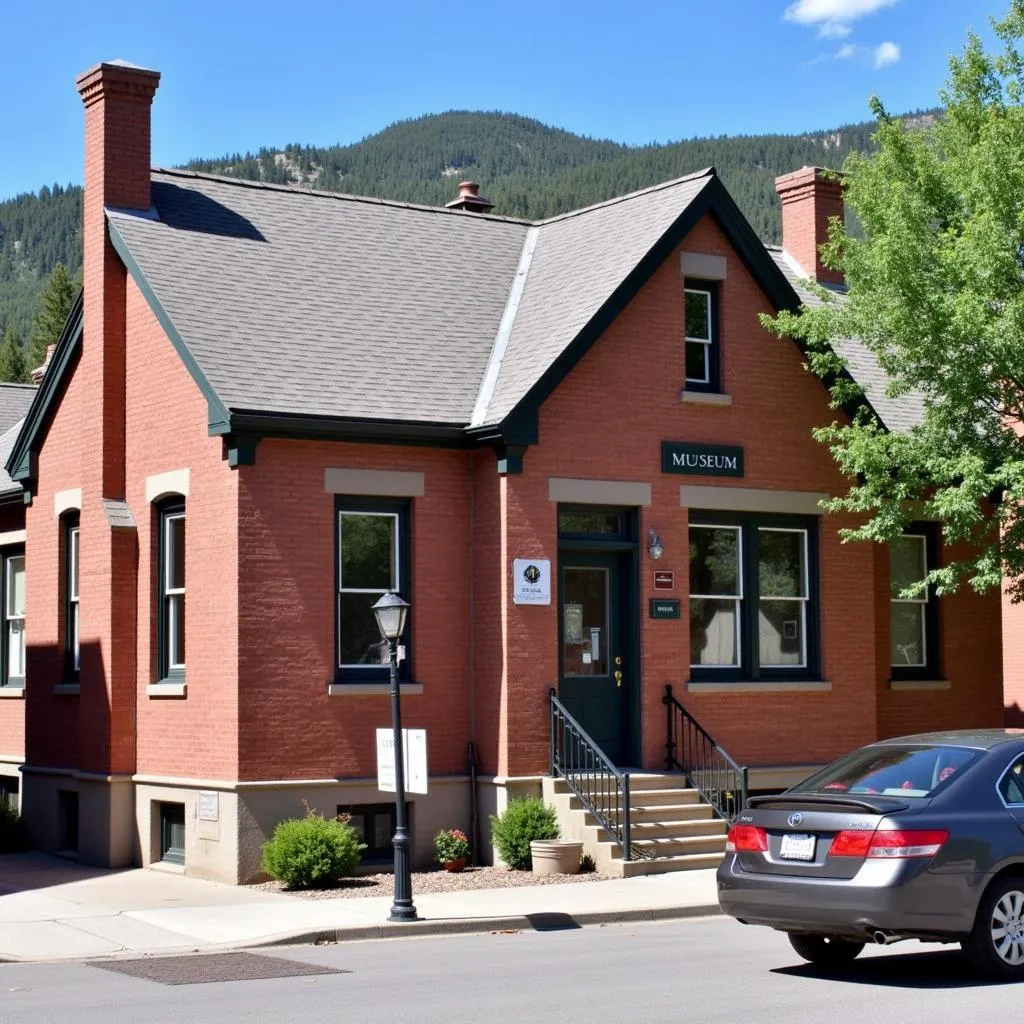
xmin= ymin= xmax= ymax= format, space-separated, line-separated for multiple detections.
xmin=512 ymin=558 xmax=551 ymax=605
xmin=376 ymin=728 xmax=428 ymax=795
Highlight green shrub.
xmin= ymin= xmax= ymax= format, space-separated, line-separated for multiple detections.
xmin=489 ymin=797 xmax=559 ymax=870
xmin=0 ymin=802 xmax=27 ymax=853
xmin=261 ymin=809 xmax=365 ymax=889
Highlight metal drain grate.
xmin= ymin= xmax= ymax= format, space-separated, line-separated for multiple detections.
xmin=91 ymin=951 xmax=349 ymax=985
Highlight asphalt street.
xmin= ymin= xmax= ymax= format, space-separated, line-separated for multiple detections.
xmin=3 ymin=916 xmax=1024 ymax=1024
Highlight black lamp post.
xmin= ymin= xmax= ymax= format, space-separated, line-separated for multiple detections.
xmin=372 ymin=590 xmax=417 ymax=923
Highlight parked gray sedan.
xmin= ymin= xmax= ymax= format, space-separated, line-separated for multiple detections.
xmin=717 ymin=730 xmax=1024 ymax=977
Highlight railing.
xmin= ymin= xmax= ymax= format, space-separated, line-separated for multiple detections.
xmin=664 ymin=684 xmax=748 ymax=823
xmin=549 ymin=689 xmax=645 ymax=861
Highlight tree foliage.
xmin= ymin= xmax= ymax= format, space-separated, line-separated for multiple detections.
xmin=764 ymin=1 xmax=1024 ymax=599
xmin=28 ymin=263 xmax=74 ymax=370
xmin=0 ymin=324 xmax=27 ymax=384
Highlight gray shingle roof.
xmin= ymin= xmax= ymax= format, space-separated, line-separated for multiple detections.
xmin=0 ymin=385 xmax=37 ymax=496
xmin=110 ymin=171 xmax=530 ymax=424
xmin=767 ymin=247 xmax=925 ymax=431
xmin=107 ymin=168 xmax=916 ymax=437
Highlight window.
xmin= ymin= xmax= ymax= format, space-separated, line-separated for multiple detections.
xmin=157 ymin=500 xmax=185 ymax=681
xmin=0 ymin=547 xmax=25 ymax=687
xmin=684 ymin=281 xmax=719 ymax=392
xmin=339 ymin=803 xmax=406 ymax=863
xmin=57 ymin=790 xmax=79 ymax=853
xmin=336 ymin=498 xmax=411 ymax=682
xmin=890 ymin=529 xmax=939 ymax=680
xmin=158 ymin=802 xmax=186 ymax=865
xmin=689 ymin=514 xmax=818 ymax=681
xmin=64 ymin=515 xmax=80 ymax=678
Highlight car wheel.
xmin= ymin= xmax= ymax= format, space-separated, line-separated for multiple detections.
xmin=965 ymin=878 xmax=1024 ymax=978
xmin=787 ymin=933 xmax=865 ymax=965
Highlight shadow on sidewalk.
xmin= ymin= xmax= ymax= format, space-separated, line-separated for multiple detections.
xmin=0 ymin=851 xmax=126 ymax=896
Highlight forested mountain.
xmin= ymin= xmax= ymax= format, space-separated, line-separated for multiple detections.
xmin=0 ymin=108 xmax=936 ymax=344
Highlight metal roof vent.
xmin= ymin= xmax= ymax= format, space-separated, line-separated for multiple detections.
xmin=445 ymin=180 xmax=494 ymax=213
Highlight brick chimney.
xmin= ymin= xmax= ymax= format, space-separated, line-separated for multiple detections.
xmin=774 ymin=166 xmax=844 ymax=286
xmin=69 ymin=61 xmax=159 ymax=795
xmin=446 ymin=180 xmax=494 ymax=213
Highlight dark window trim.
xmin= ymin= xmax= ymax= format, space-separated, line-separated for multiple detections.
xmin=62 ymin=512 xmax=80 ymax=682
xmin=557 ymin=504 xmax=636 ymax=544
xmin=683 ymin=278 xmax=721 ymax=394
xmin=159 ymin=801 xmax=186 ymax=866
xmin=890 ymin=523 xmax=941 ymax=681
xmin=338 ymin=802 xmax=408 ymax=863
xmin=156 ymin=498 xmax=186 ymax=684
xmin=335 ymin=495 xmax=412 ymax=684
xmin=688 ymin=511 xmax=820 ymax=682
xmin=0 ymin=544 xmax=25 ymax=688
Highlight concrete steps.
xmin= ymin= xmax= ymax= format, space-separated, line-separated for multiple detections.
xmin=543 ymin=772 xmax=729 ymax=878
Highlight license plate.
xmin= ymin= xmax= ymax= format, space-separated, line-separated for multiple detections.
xmin=779 ymin=833 xmax=816 ymax=861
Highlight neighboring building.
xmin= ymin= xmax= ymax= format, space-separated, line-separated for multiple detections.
xmin=0 ymin=384 xmax=43 ymax=809
xmin=8 ymin=61 xmax=1003 ymax=882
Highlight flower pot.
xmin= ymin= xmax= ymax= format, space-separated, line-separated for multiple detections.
xmin=442 ymin=857 xmax=466 ymax=872
xmin=530 ymin=839 xmax=583 ymax=876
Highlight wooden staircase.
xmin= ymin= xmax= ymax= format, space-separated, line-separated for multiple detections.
xmin=542 ymin=771 xmax=728 ymax=877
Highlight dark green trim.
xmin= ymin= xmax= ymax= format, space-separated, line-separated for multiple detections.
xmin=495 ymin=444 xmax=527 ymax=475
xmin=62 ymin=513 xmax=80 ymax=683
xmin=107 ymin=219 xmax=232 ymax=433
xmin=225 ymin=435 xmax=260 ymax=467
xmin=890 ymin=524 xmax=941 ymax=682
xmin=0 ymin=544 xmax=24 ymax=688
xmin=5 ymin=291 xmax=83 ymax=487
xmin=226 ymin=410 xmax=472 ymax=448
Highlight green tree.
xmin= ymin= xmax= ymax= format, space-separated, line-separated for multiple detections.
xmin=764 ymin=1 xmax=1024 ymax=599
xmin=27 ymin=262 xmax=74 ymax=370
xmin=0 ymin=324 xmax=26 ymax=383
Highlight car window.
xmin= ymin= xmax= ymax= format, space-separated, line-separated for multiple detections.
xmin=999 ymin=756 xmax=1024 ymax=805
xmin=790 ymin=745 xmax=981 ymax=799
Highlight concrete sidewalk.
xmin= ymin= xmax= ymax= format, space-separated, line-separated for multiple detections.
xmin=0 ymin=853 xmax=720 ymax=963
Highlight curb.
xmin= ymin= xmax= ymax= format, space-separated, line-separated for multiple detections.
xmin=248 ymin=902 xmax=724 ymax=950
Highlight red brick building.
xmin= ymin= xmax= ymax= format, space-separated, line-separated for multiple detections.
xmin=8 ymin=62 xmax=1004 ymax=882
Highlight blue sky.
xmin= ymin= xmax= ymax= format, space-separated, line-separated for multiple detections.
xmin=0 ymin=0 xmax=1005 ymax=201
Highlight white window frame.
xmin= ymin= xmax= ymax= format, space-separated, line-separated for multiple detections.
xmin=891 ymin=533 xmax=928 ymax=669
xmin=337 ymin=509 xmax=400 ymax=670
xmin=688 ymin=523 xmax=743 ymax=669
xmin=4 ymin=552 xmax=25 ymax=684
xmin=68 ymin=524 xmax=79 ymax=674
xmin=757 ymin=526 xmax=809 ymax=670
xmin=684 ymin=286 xmax=714 ymax=386
xmin=163 ymin=510 xmax=186 ymax=674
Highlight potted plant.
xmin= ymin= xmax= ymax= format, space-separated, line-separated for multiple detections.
xmin=434 ymin=828 xmax=470 ymax=871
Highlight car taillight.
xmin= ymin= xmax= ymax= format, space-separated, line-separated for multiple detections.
xmin=726 ymin=825 xmax=768 ymax=853
xmin=829 ymin=828 xmax=948 ymax=859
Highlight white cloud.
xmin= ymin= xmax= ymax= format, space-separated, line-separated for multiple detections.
xmin=873 ymin=40 xmax=901 ymax=67
xmin=834 ymin=43 xmax=857 ymax=59
xmin=785 ymin=0 xmax=900 ymax=37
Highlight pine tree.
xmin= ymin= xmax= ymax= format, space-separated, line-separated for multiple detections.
xmin=0 ymin=324 xmax=27 ymax=384
xmin=27 ymin=263 xmax=74 ymax=370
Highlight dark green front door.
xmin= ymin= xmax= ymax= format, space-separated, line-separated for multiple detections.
xmin=558 ymin=551 xmax=634 ymax=766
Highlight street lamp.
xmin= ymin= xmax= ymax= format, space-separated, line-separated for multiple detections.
xmin=372 ymin=590 xmax=417 ymax=922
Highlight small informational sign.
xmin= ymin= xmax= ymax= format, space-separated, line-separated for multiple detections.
xmin=377 ymin=728 xmax=428 ymax=795
xmin=198 ymin=791 xmax=219 ymax=822
xmin=661 ymin=441 xmax=744 ymax=478
xmin=649 ymin=598 xmax=682 ymax=620
xmin=654 ymin=570 xmax=675 ymax=591
xmin=513 ymin=558 xmax=551 ymax=605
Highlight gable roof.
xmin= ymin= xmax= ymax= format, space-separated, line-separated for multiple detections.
xmin=0 ymin=384 xmax=38 ymax=498
xmin=10 ymin=167 xmax=922 ymax=486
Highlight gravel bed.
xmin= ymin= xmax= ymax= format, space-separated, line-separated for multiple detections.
xmin=249 ymin=865 xmax=609 ymax=900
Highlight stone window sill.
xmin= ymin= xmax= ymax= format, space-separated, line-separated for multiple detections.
xmin=328 ymin=682 xmax=424 ymax=696
xmin=54 ymin=683 xmax=80 ymax=696
xmin=889 ymin=679 xmax=951 ymax=691
xmin=687 ymin=680 xmax=831 ymax=694
xmin=147 ymin=682 xmax=187 ymax=698
xmin=681 ymin=391 xmax=733 ymax=407
xmin=0 ymin=685 xmax=24 ymax=699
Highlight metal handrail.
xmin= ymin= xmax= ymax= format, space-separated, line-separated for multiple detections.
xmin=663 ymin=684 xmax=748 ymax=823
xmin=549 ymin=689 xmax=646 ymax=861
